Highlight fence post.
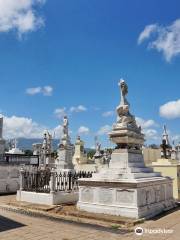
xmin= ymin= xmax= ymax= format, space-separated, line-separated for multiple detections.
xmin=20 ymin=167 xmax=25 ymax=191
xmin=50 ymin=168 xmax=56 ymax=193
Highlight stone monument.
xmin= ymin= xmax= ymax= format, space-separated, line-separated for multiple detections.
xmin=77 ymin=79 xmax=175 ymax=219
xmin=55 ymin=116 xmax=74 ymax=171
xmin=94 ymin=142 xmax=103 ymax=165
xmin=40 ymin=131 xmax=53 ymax=167
xmin=160 ymin=125 xmax=172 ymax=159
xmin=6 ymin=139 xmax=24 ymax=155
xmin=0 ymin=117 xmax=6 ymax=161
xmin=73 ymin=136 xmax=87 ymax=166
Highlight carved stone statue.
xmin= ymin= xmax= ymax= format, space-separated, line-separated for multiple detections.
xmin=41 ymin=131 xmax=52 ymax=166
xmin=96 ymin=142 xmax=101 ymax=152
xmin=94 ymin=142 xmax=102 ymax=158
xmin=109 ymin=79 xmax=144 ymax=149
xmin=63 ymin=116 xmax=69 ymax=136
xmin=116 ymin=79 xmax=137 ymax=128
xmin=119 ymin=79 xmax=129 ymax=106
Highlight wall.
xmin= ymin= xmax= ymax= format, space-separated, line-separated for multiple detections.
xmin=0 ymin=164 xmax=20 ymax=194
xmin=152 ymin=165 xmax=179 ymax=200
xmin=143 ymin=148 xmax=161 ymax=166
xmin=0 ymin=164 xmax=35 ymax=194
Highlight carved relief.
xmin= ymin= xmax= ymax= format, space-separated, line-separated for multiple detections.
xmin=160 ymin=185 xmax=165 ymax=201
xmin=99 ymin=188 xmax=113 ymax=204
xmin=116 ymin=189 xmax=134 ymax=204
xmin=81 ymin=188 xmax=93 ymax=202
xmin=154 ymin=186 xmax=161 ymax=202
xmin=146 ymin=188 xmax=155 ymax=205
xmin=138 ymin=189 xmax=146 ymax=206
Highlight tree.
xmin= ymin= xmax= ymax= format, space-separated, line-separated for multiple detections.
xmin=87 ymin=150 xmax=96 ymax=159
xmin=24 ymin=149 xmax=33 ymax=156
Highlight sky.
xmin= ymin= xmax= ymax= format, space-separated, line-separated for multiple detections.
xmin=0 ymin=0 xmax=180 ymax=148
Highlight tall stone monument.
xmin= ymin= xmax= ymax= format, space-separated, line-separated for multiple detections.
xmin=77 ymin=79 xmax=175 ymax=219
xmin=73 ymin=136 xmax=87 ymax=166
xmin=160 ymin=125 xmax=171 ymax=159
xmin=0 ymin=117 xmax=6 ymax=161
xmin=55 ymin=116 xmax=74 ymax=171
xmin=40 ymin=131 xmax=53 ymax=167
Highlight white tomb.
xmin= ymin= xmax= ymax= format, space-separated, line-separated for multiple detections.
xmin=77 ymin=79 xmax=175 ymax=219
xmin=6 ymin=139 xmax=24 ymax=155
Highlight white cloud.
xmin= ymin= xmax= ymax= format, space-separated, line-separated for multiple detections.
xmin=3 ymin=115 xmax=45 ymax=138
xmin=54 ymin=108 xmax=66 ymax=119
xmin=138 ymin=24 xmax=157 ymax=44
xmin=102 ymin=111 xmax=114 ymax=117
xmin=143 ymin=129 xmax=159 ymax=141
xmin=97 ymin=125 xmax=112 ymax=136
xmin=2 ymin=114 xmax=63 ymax=139
xmin=26 ymin=86 xmax=53 ymax=96
xmin=53 ymin=125 xmax=63 ymax=139
xmin=160 ymin=99 xmax=180 ymax=119
xmin=0 ymin=0 xmax=46 ymax=38
xmin=41 ymin=86 xmax=53 ymax=96
xmin=70 ymin=105 xmax=87 ymax=113
xmin=136 ymin=117 xmax=159 ymax=141
xmin=138 ymin=19 xmax=180 ymax=62
xmin=77 ymin=126 xmax=90 ymax=135
xmin=136 ymin=117 xmax=157 ymax=129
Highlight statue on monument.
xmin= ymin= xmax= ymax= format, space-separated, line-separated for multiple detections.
xmin=63 ymin=116 xmax=69 ymax=137
xmin=119 ymin=79 xmax=129 ymax=106
xmin=116 ymin=79 xmax=137 ymax=128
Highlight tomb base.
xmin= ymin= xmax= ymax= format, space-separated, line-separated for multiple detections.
xmin=77 ymin=177 xmax=175 ymax=219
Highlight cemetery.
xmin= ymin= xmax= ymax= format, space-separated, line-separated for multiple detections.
xmin=0 ymin=80 xmax=178 ymax=223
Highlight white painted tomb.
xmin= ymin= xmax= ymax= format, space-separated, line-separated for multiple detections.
xmin=77 ymin=79 xmax=175 ymax=219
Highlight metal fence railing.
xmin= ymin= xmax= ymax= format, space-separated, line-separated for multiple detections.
xmin=21 ymin=169 xmax=92 ymax=193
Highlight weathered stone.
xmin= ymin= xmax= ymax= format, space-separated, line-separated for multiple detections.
xmin=77 ymin=79 xmax=175 ymax=219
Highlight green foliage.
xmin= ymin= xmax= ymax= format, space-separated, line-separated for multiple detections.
xmin=24 ymin=149 xmax=33 ymax=156
xmin=87 ymin=149 xmax=96 ymax=159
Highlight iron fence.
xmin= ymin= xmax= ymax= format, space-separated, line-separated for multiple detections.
xmin=22 ymin=170 xmax=92 ymax=193
xmin=55 ymin=171 xmax=92 ymax=192
xmin=23 ymin=170 xmax=51 ymax=193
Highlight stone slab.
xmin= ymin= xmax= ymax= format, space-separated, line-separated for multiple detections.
xmin=77 ymin=177 xmax=175 ymax=219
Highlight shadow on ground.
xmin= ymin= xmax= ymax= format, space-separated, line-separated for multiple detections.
xmin=150 ymin=205 xmax=180 ymax=221
xmin=0 ymin=215 xmax=26 ymax=232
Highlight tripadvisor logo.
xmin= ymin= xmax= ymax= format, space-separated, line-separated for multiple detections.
xmin=135 ymin=227 xmax=144 ymax=236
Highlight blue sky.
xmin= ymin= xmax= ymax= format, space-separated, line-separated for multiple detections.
xmin=0 ymin=0 xmax=180 ymax=148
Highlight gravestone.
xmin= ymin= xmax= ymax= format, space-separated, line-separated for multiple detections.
xmin=77 ymin=79 xmax=175 ymax=219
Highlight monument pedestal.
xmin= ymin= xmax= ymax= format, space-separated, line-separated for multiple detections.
xmin=56 ymin=144 xmax=74 ymax=173
xmin=77 ymin=177 xmax=174 ymax=219
xmin=78 ymin=150 xmax=175 ymax=219
xmin=77 ymin=79 xmax=175 ymax=219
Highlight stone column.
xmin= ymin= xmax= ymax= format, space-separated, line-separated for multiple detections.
xmin=50 ymin=168 xmax=56 ymax=193
xmin=19 ymin=167 xmax=25 ymax=191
